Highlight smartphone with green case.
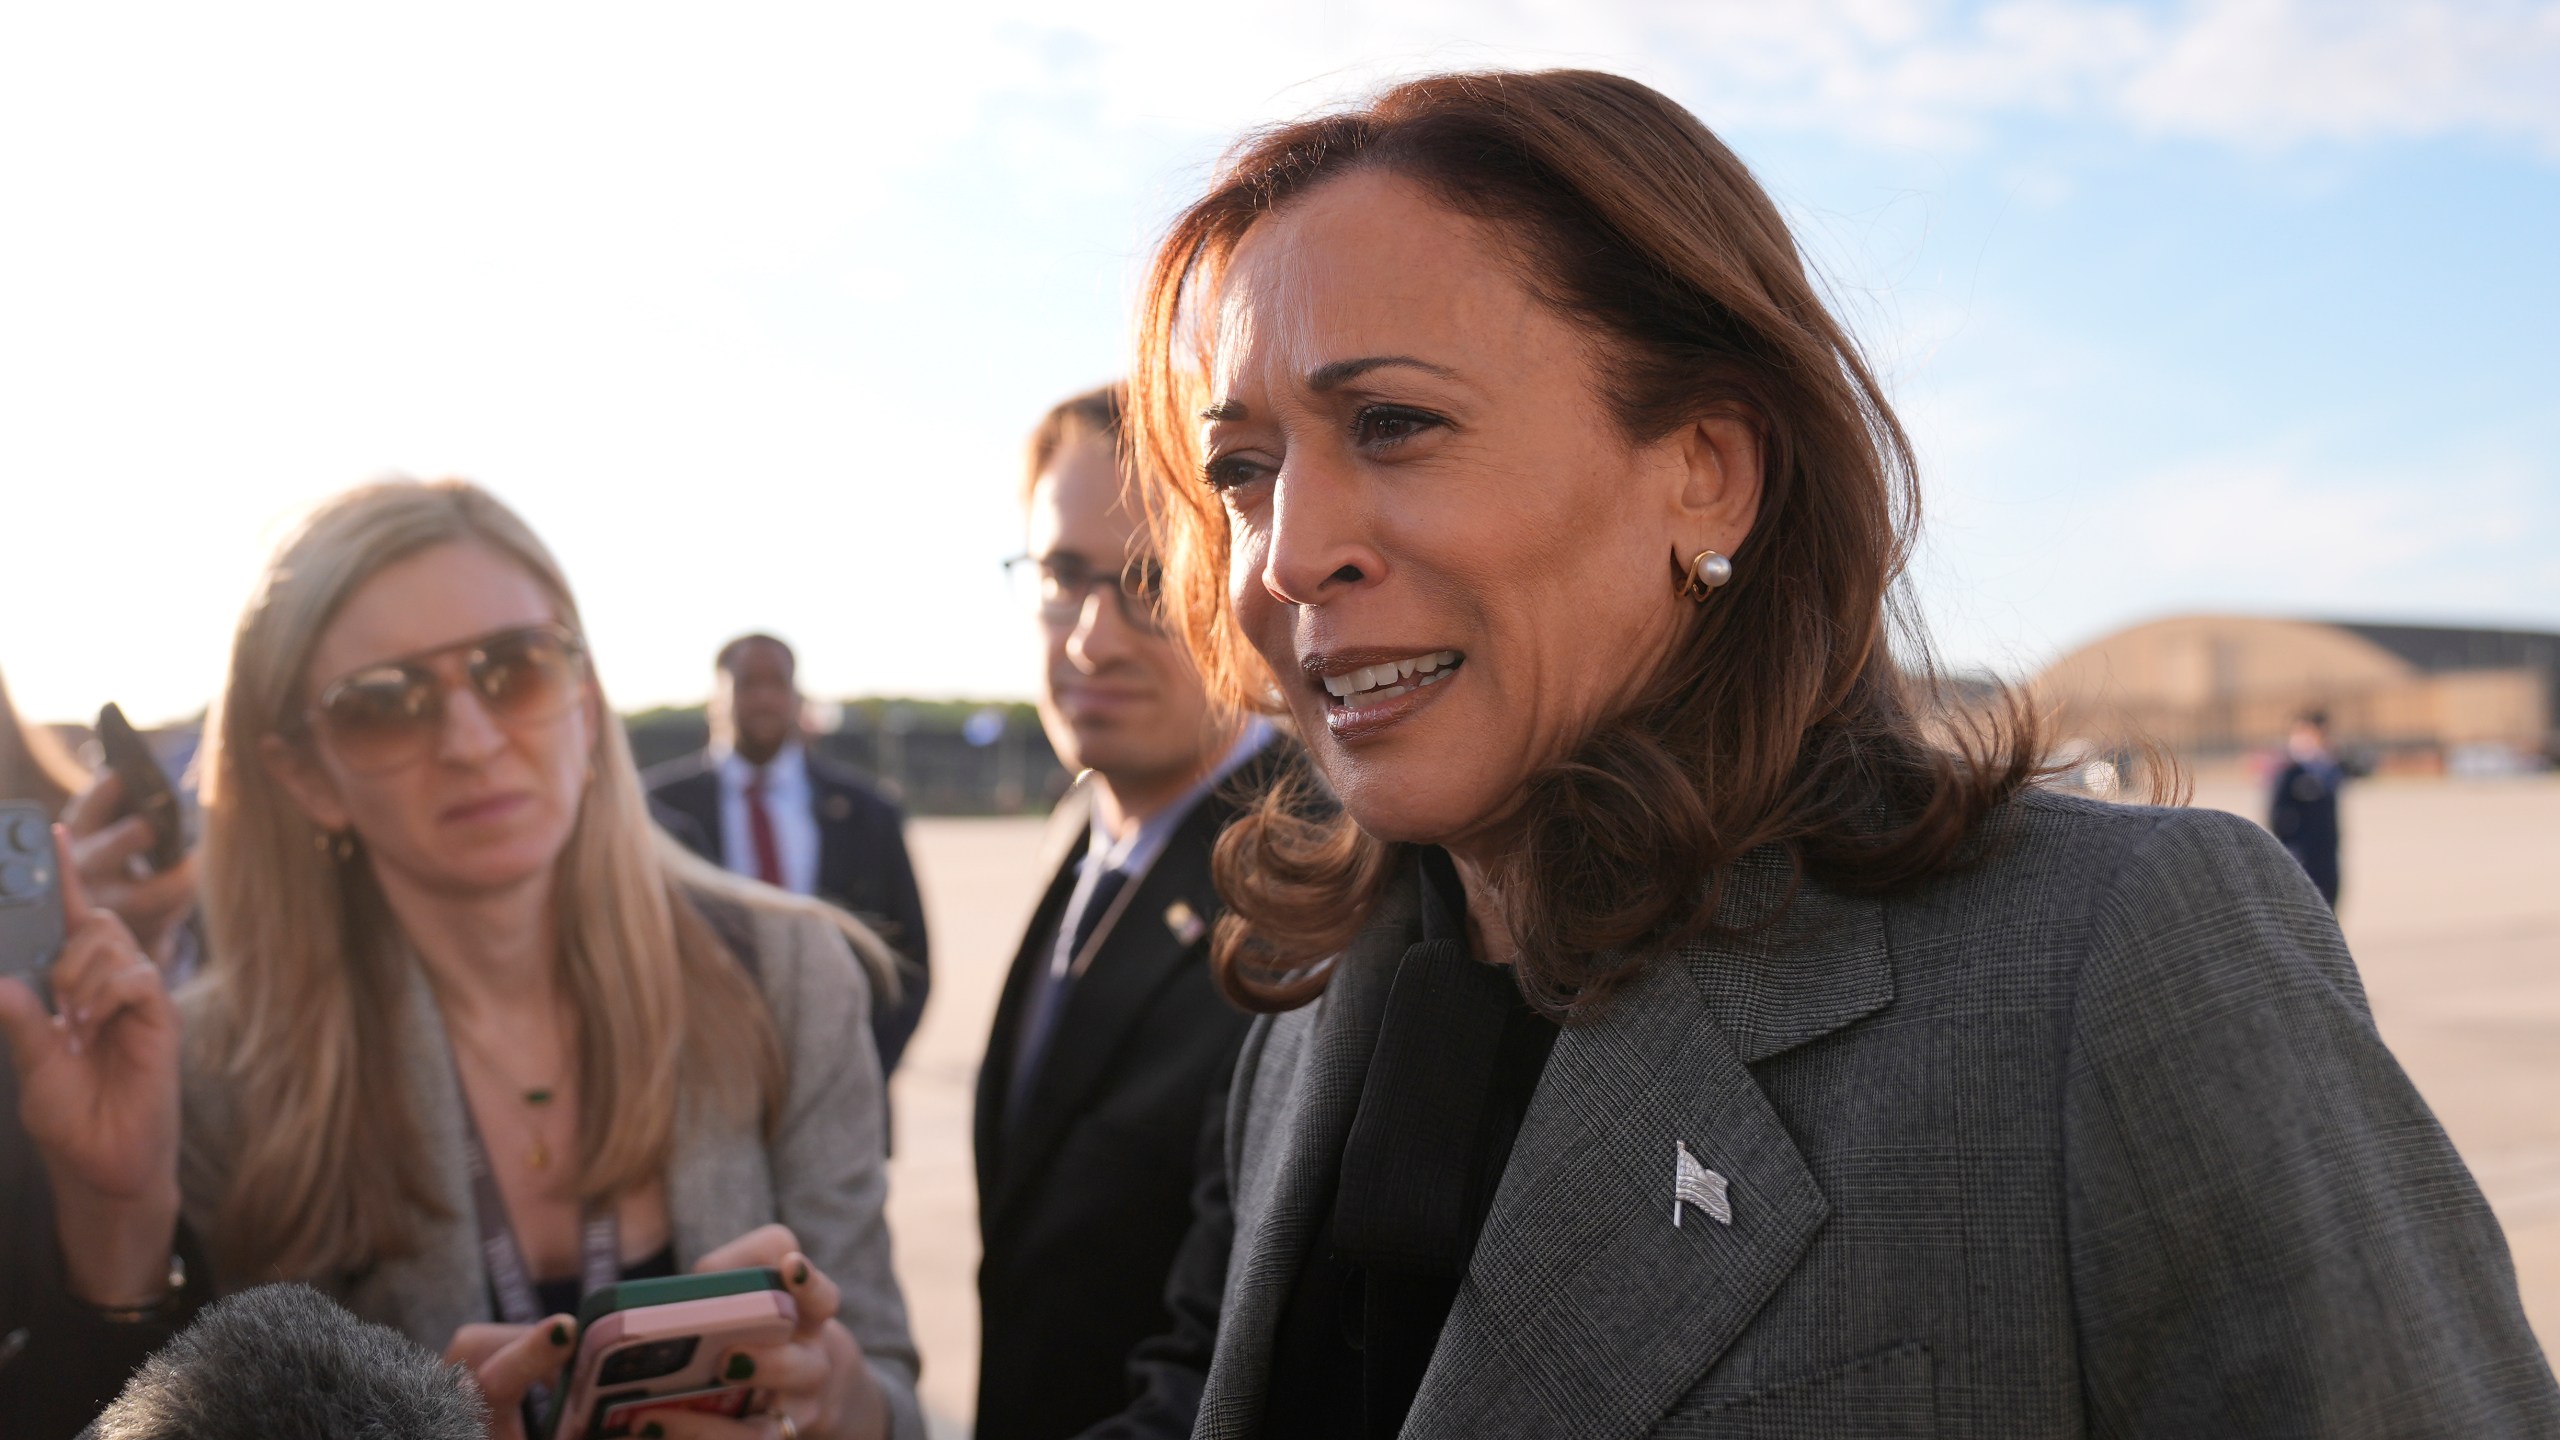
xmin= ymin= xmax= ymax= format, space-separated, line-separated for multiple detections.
xmin=571 ymin=1266 xmax=787 ymax=1334
xmin=549 ymin=1267 xmax=796 ymax=1440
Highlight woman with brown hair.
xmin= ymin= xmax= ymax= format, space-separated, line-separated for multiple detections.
xmin=1123 ymin=71 xmax=2556 ymax=1437
xmin=12 ymin=479 xmax=922 ymax=1439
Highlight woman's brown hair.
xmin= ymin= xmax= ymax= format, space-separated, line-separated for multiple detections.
xmin=1024 ymin=382 xmax=1126 ymax=503
xmin=1128 ymin=69 xmax=2045 ymax=1019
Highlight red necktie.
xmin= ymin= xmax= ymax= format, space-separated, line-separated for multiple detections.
xmin=745 ymin=767 xmax=784 ymax=888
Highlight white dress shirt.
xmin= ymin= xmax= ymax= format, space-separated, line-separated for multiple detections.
xmin=715 ymin=739 xmax=822 ymax=897
xmin=1043 ymin=718 xmax=1275 ymax=985
xmin=1008 ymin=718 xmax=1276 ymax=1112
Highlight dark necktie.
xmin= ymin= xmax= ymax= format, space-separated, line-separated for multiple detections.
xmin=1008 ymin=862 xmax=1131 ymax=1122
xmin=744 ymin=766 xmax=784 ymax=888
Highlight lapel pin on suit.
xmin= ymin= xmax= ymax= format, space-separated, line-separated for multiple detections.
xmin=1674 ymin=1140 xmax=1731 ymax=1227
xmin=1163 ymin=899 xmax=1207 ymax=946
xmin=822 ymin=793 xmax=853 ymax=821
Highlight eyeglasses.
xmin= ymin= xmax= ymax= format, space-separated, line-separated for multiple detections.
xmin=1002 ymin=553 xmax=1168 ymax=637
xmin=299 ymin=623 xmax=589 ymax=774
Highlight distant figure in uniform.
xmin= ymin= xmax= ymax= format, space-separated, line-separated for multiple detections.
xmin=648 ymin=633 xmax=931 ymax=1072
xmin=2270 ymin=709 xmax=2345 ymax=907
xmin=973 ymin=384 xmax=1279 ymax=1440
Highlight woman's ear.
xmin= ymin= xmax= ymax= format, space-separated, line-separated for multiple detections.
xmin=1672 ymin=410 xmax=1765 ymax=556
xmin=259 ymin=733 xmax=352 ymax=834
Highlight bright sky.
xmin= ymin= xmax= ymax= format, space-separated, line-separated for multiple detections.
xmin=6 ymin=1 xmax=2556 ymax=726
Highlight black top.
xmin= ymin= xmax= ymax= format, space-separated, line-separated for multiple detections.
xmin=529 ymin=1243 xmax=678 ymax=1321
xmin=1263 ymin=848 xmax=1559 ymax=1439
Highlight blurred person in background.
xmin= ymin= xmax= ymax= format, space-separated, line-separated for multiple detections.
xmin=11 ymin=480 xmax=925 ymax=1440
xmin=2 ymin=665 xmax=205 ymax=982
xmin=972 ymin=383 xmax=1276 ymax=1440
xmin=650 ymin=634 xmax=931 ymax=1077
xmin=2270 ymin=708 xmax=2345 ymax=908
xmin=60 ymin=764 xmax=206 ymax=982
xmin=1122 ymin=69 xmax=2557 ymax=1435
xmin=3 ymin=678 xmax=211 ymax=1438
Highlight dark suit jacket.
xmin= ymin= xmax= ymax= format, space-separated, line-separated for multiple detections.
xmin=2269 ymin=756 xmax=2344 ymax=904
xmin=970 ymin=760 xmax=1270 ymax=1440
xmin=1191 ymin=790 xmax=2557 ymax=1437
xmin=646 ymin=748 xmax=930 ymax=1074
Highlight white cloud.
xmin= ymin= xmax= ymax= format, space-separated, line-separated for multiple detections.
xmin=1948 ymin=447 xmax=2560 ymax=669
xmin=1002 ymin=0 xmax=2560 ymax=156
xmin=2126 ymin=452 xmax=2531 ymax=580
xmin=2121 ymin=0 xmax=2560 ymax=153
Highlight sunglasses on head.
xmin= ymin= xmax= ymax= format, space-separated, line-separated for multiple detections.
xmin=300 ymin=623 xmax=589 ymax=774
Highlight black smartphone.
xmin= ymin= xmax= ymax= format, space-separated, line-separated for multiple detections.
xmin=0 ymin=802 xmax=66 ymax=995
xmin=95 ymin=703 xmax=185 ymax=872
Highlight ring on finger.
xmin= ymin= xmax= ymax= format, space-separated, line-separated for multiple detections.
xmin=774 ymin=1414 xmax=801 ymax=1440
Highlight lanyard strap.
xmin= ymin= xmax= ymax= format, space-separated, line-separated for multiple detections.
xmin=458 ymin=1097 xmax=621 ymax=1324
xmin=458 ymin=1091 xmax=616 ymax=1432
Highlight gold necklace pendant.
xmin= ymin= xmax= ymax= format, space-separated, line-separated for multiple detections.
xmin=524 ymin=1089 xmax=557 ymax=1169
xmin=448 ymin=1024 xmax=568 ymax=1175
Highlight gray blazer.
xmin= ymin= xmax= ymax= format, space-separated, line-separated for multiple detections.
xmin=179 ymin=902 xmax=924 ymax=1440
xmin=1197 ymin=790 xmax=2559 ymax=1437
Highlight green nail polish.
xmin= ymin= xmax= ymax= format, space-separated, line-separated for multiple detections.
xmin=549 ymin=1321 xmax=570 ymax=1346
xmin=724 ymin=1352 xmax=756 ymax=1382
xmin=790 ymin=1260 xmax=808 ymax=1286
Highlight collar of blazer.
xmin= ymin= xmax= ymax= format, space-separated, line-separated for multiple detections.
xmin=1199 ymin=846 xmax=1893 ymax=1440
xmin=983 ymin=763 xmax=1271 ymax=1220
xmin=1026 ymin=772 xmax=1100 ymax=895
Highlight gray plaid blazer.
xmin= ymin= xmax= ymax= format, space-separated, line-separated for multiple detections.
xmin=1195 ymin=790 xmax=2558 ymax=1437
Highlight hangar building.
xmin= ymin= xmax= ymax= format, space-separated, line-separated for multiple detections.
xmin=2029 ymin=615 xmax=2559 ymax=771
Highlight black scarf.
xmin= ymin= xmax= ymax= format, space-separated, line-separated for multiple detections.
xmin=1263 ymin=848 xmax=1561 ymax=1438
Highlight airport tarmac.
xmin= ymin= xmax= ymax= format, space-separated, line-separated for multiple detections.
xmin=886 ymin=774 xmax=2560 ymax=1434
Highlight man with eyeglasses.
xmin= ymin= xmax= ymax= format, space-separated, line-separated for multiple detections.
xmin=974 ymin=383 xmax=1277 ymax=1440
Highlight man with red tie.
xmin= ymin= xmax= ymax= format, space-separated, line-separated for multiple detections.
xmin=646 ymin=633 xmax=931 ymax=1073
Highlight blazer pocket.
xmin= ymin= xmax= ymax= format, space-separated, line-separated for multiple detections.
xmin=1650 ymin=1340 xmax=1935 ymax=1439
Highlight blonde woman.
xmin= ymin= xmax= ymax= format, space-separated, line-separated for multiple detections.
xmin=22 ymin=479 xmax=920 ymax=1440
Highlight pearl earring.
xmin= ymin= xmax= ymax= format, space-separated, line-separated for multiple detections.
xmin=1680 ymin=548 xmax=1733 ymax=603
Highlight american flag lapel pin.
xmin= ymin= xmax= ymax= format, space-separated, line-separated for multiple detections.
xmin=1164 ymin=899 xmax=1207 ymax=945
xmin=1674 ymin=1140 xmax=1731 ymax=1227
